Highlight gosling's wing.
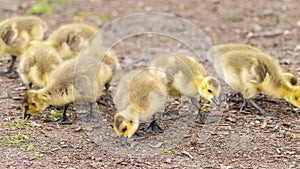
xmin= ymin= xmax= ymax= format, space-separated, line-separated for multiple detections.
xmin=0 ymin=25 xmax=24 ymax=46
xmin=66 ymin=32 xmax=84 ymax=52
xmin=247 ymin=63 xmax=267 ymax=84
xmin=210 ymin=44 xmax=263 ymax=80
xmin=149 ymin=54 xmax=195 ymax=90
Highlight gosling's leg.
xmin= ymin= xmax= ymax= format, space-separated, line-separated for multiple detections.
xmin=57 ymin=104 xmax=73 ymax=125
xmin=28 ymin=83 xmax=33 ymax=89
xmin=248 ymin=99 xmax=277 ymax=117
xmin=145 ymin=115 xmax=164 ymax=133
xmin=240 ymin=98 xmax=248 ymax=111
xmin=81 ymin=103 xmax=97 ymax=122
xmin=104 ymin=83 xmax=110 ymax=93
xmin=191 ymin=97 xmax=207 ymax=124
xmin=191 ymin=97 xmax=206 ymax=123
xmin=1 ymin=55 xmax=18 ymax=78
xmin=192 ymin=97 xmax=217 ymax=124
xmin=239 ymin=97 xmax=259 ymax=113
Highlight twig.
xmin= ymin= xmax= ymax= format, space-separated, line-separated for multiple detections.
xmin=181 ymin=151 xmax=194 ymax=159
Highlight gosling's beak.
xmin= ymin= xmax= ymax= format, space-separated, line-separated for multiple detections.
xmin=23 ymin=112 xmax=31 ymax=120
xmin=211 ymin=96 xmax=221 ymax=106
xmin=120 ymin=136 xmax=128 ymax=146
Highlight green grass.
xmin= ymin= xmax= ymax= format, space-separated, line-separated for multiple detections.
xmin=32 ymin=152 xmax=43 ymax=160
xmin=1 ymin=136 xmax=24 ymax=146
xmin=161 ymin=149 xmax=176 ymax=155
xmin=10 ymin=119 xmax=30 ymax=130
xmin=27 ymin=0 xmax=72 ymax=14
xmin=20 ymin=145 xmax=35 ymax=152
xmin=198 ymin=98 xmax=206 ymax=106
xmin=1 ymin=133 xmax=31 ymax=146
xmin=203 ymin=106 xmax=211 ymax=112
xmin=48 ymin=110 xmax=62 ymax=119
xmin=27 ymin=2 xmax=53 ymax=14
xmin=98 ymin=105 xmax=105 ymax=110
xmin=75 ymin=11 xmax=85 ymax=17
xmin=229 ymin=14 xmax=244 ymax=22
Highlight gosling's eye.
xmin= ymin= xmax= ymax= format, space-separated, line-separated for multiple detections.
xmin=122 ymin=126 xmax=127 ymax=132
xmin=295 ymin=96 xmax=298 ymax=100
xmin=129 ymin=120 xmax=133 ymax=124
xmin=207 ymin=89 xmax=212 ymax=93
xmin=31 ymin=103 xmax=36 ymax=106
xmin=24 ymin=105 xmax=29 ymax=110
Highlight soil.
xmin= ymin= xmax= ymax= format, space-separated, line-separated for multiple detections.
xmin=0 ymin=0 xmax=300 ymax=168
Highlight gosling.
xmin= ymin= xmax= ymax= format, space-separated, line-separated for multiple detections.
xmin=211 ymin=43 xmax=297 ymax=86
xmin=47 ymin=23 xmax=97 ymax=60
xmin=113 ymin=69 xmax=167 ymax=146
xmin=149 ymin=53 xmax=221 ymax=124
xmin=22 ymin=53 xmax=114 ymax=124
xmin=211 ymin=48 xmax=300 ymax=116
xmin=17 ymin=41 xmax=62 ymax=88
xmin=0 ymin=16 xmax=47 ymax=75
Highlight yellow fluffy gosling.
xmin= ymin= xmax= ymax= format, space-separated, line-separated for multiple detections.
xmin=0 ymin=16 xmax=47 ymax=74
xmin=17 ymin=41 xmax=62 ymax=88
xmin=113 ymin=69 xmax=167 ymax=146
xmin=211 ymin=48 xmax=300 ymax=115
xmin=47 ymin=23 xmax=97 ymax=60
xmin=22 ymin=52 xmax=114 ymax=124
xmin=212 ymin=43 xmax=297 ymax=86
xmin=149 ymin=53 xmax=221 ymax=124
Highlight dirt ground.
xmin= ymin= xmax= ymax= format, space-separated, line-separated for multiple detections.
xmin=0 ymin=0 xmax=300 ymax=168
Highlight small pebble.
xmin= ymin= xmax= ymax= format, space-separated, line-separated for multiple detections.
xmin=75 ymin=126 xmax=82 ymax=132
xmin=165 ymin=158 xmax=172 ymax=164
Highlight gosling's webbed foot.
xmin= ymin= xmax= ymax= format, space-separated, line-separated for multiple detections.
xmin=81 ymin=113 xmax=97 ymax=122
xmin=120 ymin=133 xmax=148 ymax=146
xmin=240 ymin=105 xmax=276 ymax=116
xmin=195 ymin=110 xmax=217 ymax=124
xmin=161 ymin=113 xmax=178 ymax=121
xmin=247 ymin=99 xmax=279 ymax=117
xmin=239 ymin=106 xmax=257 ymax=113
xmin=56 ymin=116 xmax=73 ymax=125
xmin=145 ymin=120 xmax=164 ymax=133
xmin=0 ymin=70 xmax=18 ymax=78
xmin=239 ymin=98 xmax=257 ymax=113
xmin=131 ymin=133 xmax=147 ymax=141
xmin=258 ymin=110 xmax=278 ymax=117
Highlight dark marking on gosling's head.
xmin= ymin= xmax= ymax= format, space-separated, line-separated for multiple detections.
xmin=114 ymin=113 xmax=124 ymax=130
xmin=208 ymin=78 xmax=220 ymax=89
xmin=66 ymin=33 xmax=82 ymax=52
xmin=22 ymin=91 xmax=29 ymax=103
